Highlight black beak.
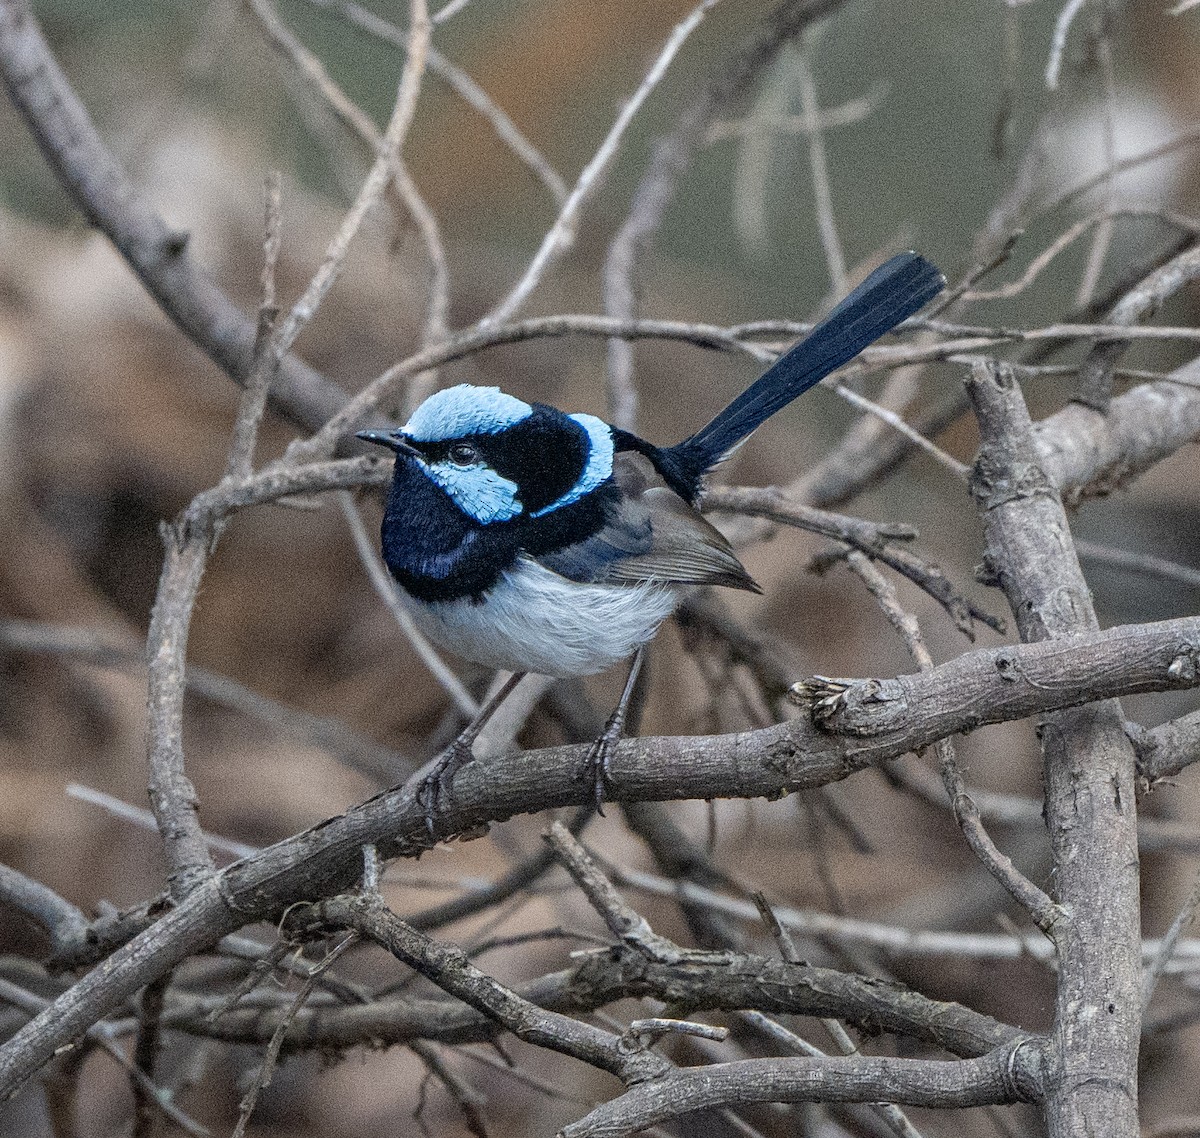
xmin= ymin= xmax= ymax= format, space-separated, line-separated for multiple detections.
xmin=356 ymin=429 xmax=419 ymax=459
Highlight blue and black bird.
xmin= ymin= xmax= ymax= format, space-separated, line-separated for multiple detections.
xmin=358 ymin=251 xmax=944 ymax=813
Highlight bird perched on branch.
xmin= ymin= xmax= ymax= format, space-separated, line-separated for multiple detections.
xmin=358 ymin=251 xmax=944 ymax=823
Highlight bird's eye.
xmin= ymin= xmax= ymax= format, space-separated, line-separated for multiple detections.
xmin=448 ymin=443 xmax=477 ymax=466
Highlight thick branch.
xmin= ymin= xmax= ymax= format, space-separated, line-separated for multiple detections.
xmin=968 ymin=360 xmax=1142 ymax=1138
xmin=2 ymin=611 xmax=1196 ymax=1094
xmin=559 ymin=1045 xmax=1044 ymax=1137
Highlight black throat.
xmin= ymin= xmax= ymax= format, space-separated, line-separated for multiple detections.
xmin=379 ymin=456 xmax=617 ymax=604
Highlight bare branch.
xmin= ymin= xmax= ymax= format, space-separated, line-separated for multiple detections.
xmin=0 ymin=865 xmax=88 ymax=956
xmin=0 ymin=0 xmax=350 ymax=430
xmin=967 ymin=358 xmax=1141 ymax=1136
xmin=558 ymin=1045 xmax=1043 ymax=1138
xmin=271 ymin=0 xmax=432 ymax=356
xmin=484 ymin=0 xmax=719 ymax=326
xmin=304 ymin=893 xmax=671 ymax=1084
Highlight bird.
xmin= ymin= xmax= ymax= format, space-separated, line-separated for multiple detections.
xmin=357 ymin=251 xmax=944 ymax=823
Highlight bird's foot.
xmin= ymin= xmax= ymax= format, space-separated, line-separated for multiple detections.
xmin=583 ymin=708 xmax=627 ymax=817
xmin=418 ymin=737 xmax=475 ymax=838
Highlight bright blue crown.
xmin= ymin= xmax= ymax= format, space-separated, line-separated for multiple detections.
xmin=404 ymin=384 xmax=533 ymax=442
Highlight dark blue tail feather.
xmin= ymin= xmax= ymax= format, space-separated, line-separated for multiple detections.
xmin=663 ymin=252 xmax=944 ymax=499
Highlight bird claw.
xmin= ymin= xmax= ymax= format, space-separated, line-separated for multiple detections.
xmin=418 ymin=739 xmax=475 ymax=838
xmin=583 ymin=738 xmax=609 ymax=817
xmin=583 ymin=711 xmax=628 ymax=818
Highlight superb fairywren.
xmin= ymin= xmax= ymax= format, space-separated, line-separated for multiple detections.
xmin=358 ymin=252 xmax=944 ymax=819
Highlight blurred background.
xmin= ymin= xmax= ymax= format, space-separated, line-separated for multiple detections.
xmin=3 ymin=1 xmax=1200 ymax=1134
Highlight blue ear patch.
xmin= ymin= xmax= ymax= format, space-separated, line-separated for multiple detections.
xmin=422 ymin=460 xmax=523 ymax=525
xmin=404 ymin=385 xmax=533 ymax=442
xmin=531 ymin=413 xmax=614 ymax=518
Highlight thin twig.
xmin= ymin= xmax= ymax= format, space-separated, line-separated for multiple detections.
xmin=246 ymin=0 xmax=448 ymax=413
xmin=224 ymin=170 xmax=283 ymax=480
xmin=1045 ymin=0 xmax=1089 ymax=90
xmin=270 ymin=0 xmax=432 ymax=356
xmin=231 ymin=933 xmax=359 ymax=1138
xmin=796 ymin=35 xmax=846 ymax=295
xmin=841 ymin=551 xmax=1060 ymax=935
xmin=302 ymin=0 xmax=568 ymax=202
xmin=67 ymin=783 xmax=260 ymax=860
xmin=1076 ymin=540 xmax=1200 ymax=591
xmin=484 ymin=0 xmax=719 ymax=326
xmin=1143 ymin=868 xmax=1200 ymax=1011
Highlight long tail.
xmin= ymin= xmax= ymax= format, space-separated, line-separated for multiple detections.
xmin=662 ymin=251 xmax=944 ymax=496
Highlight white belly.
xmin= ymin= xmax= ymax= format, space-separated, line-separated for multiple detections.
xmin=404 ymin=558 xmax=679 ymax=677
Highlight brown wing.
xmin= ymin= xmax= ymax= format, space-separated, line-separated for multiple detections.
xmin=533 ymin=451 xmax=760 ymax=593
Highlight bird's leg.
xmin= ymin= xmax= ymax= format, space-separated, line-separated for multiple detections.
xmin=585 ymin=647 xmax=645 ymax=816
xmin=418 ymin=671 xmax=526 ymax=835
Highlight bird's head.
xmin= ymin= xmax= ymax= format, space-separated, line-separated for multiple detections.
xmin=357 ymin=384 xmax=615 ymax=526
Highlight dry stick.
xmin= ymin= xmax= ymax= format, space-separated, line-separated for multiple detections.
xmin=1074 ymin=16 xmax=1116 ymax=307
xmin=459 ymin=1043 xmax=595 ymax=1107
xmin=793 ymin=90 xmax=1051 ymax=512
xmin=67 ymin=784 xmax=260 ymax=861
xmin=143 ymin=142 xmax=383 ymax=898
xmin=230 ymin=933 xmax=358 ymax=1138
xmin=706 ymin=83 xmax=886 ymax=142
xmin=1075 ymin=540 xmax=1200 ymax=591
xmin=225 ymin=171 xmax=283 ymax=480
xmin=1142 ymin=869 xmax=1200 ymax=1012
xmin=548 ymin=827 xmax=935 ymax=1136
xmin=0 ymin=0 xmax=349 ymax=432
xmin=307 ymin=893 xmax=671 ymax=1085
xmin=842 ymin=550 xmax=1060 ymax=934
xmin=146 ymin=151 xmax=389 ymax=896
xmin=287 ymin=305 xmax=1200 ymax=459
xmin=246 ymin=0 xmax=449 ymax=414
xmin=171 ymin=943 xmax=1021 ymax=1061
xmin=705 ymin=484 xmax=1001 ymax=635
xmin=557 ymin=1046 xmax=1040 ymax=1138
xmin=271 ymin=0 xmax=431 ymax=358
xmin=404 ymin=805 xmax=593 ymax=932
xmin=409 ymin=1039 xmax=489 ymax=1138
xmin=603 ymin=0 xmax=850 ymax=430
xmin=963 ymin=209 xmax=1200 ymax=302
xmin=1038 ymin=124 xmax=1200 ymax=220
xmin=829 ymin=381 xmax=968 ymax=477
xmin=302 ymin=0 xmax=568 ymax=204
xmin=0 ymin=864 xmax=88 ymax=956
xmin=338 ymin=492 xmax=479 ymax=719
xmin=966 ymin=360 xmax=1141 ymax=1137
xmin=732 ymin=51 xmax=802 ymax=259
xmin=145 ymin=527 xmax=219 ymax=896
xmin=1134 ymin=708 xmax=1200 ymax=782
xmin=795 ymin=34 xmax=846 ymax=296
xmin=885 ymin=760 xmax=1200 ymax=856
xmin=737 ymin=1009 xmax=906 ymax=1138
xmin=6 ymin=613 xmax=1200 ymax=1096
xmin=1076 ymin=244 xmax=1200 ymax=410
xmin=483 ymin=0 xmax=720 ymax=327
xmin=1044 ymin=0 xmax=1091 ymax=90
xmin=751 ymin=894 xmax=928 ymax=1138
xmin=544 ymin=822 xmax=685 ymax=962
xmin=615 ymin=862 xmax=1200 ymax=971
xmin=130 ymin=970 xmax=172 ymax=1138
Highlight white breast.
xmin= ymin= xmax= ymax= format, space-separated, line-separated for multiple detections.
xmin=403 ymin=557 xmax=679 ymax=678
